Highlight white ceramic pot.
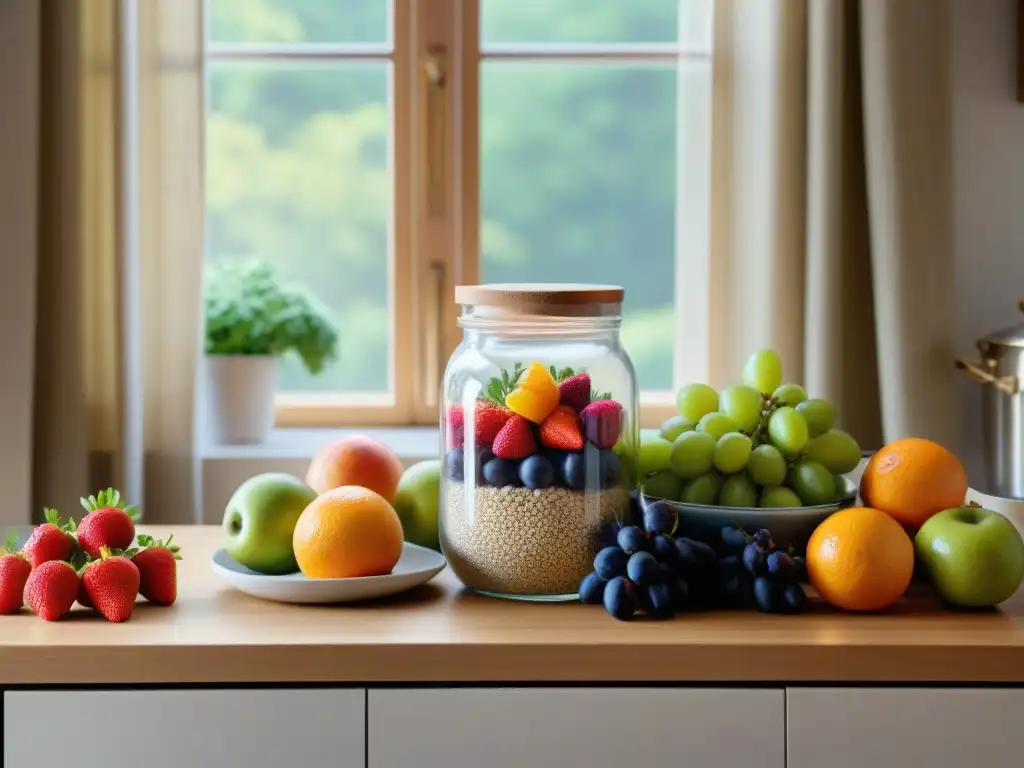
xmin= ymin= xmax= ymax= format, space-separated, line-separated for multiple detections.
xmin=204 ymin=355 xmax=277 ymax=444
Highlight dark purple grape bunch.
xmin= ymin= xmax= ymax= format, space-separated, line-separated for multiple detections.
xmin=579 ymin=501 xmax=718 ymax=621
xmin=718 ymin=524 xmax=808 ymax=613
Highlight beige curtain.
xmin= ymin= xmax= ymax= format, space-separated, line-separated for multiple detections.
xmin=1 ymin=0 xmax=204 ymax=526
xmin=709 ymin=0 xmax=958 ymax=453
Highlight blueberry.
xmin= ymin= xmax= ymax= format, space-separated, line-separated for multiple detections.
xmin=594 ymin=546 xmax=628 ymax=580
xmin=603 ymin=576 xmax=637 ymax=621
xmin=600 ymin=449 xmax=621 ymax=488
xmin=651 ymin=534 xmax=677 ymax=565
xmin=646 ymin=582 xmax=675 ymax=619
xmin=519 ymin=455 xmax=555 ymax=490
xmin=783 ymin=583 xmax=808 ymax=612
xmin=720 ymin=525 xmax=749 ymax=553
xmin=673 ymin=539 xmax=701 ymax=574
xmin=643 ymin=501 xmax=677 ymax=536
xmin=766 ymin=550 xmax=796 ymax=580
xmin=482 ymin=458 xmax=521 ymax=488
xmin=626 ymin=551 xmax=660 ymax=586
xmin=472 ymin=446 xmax=494 ymax=483
xmin=562 ymin=452 xmax=586 ymax=490
xmin=752 ymin=528 xmax=774 ymax=551
xmin=678 ymin=538 xmax=717 ymax=567
xmin=753 ymin=576 xmax=786 ymax=613
xmin=616 ymin=525 xmax=648 ymax=555
xmin=579 ymin=571 xmax=606 ymax=604
xmin=446 ymin=448 xmax=465 ymax=482
xmin=742 ymin=542 xmax=767 ymax=576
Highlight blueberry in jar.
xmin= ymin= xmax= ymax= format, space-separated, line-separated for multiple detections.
xmin=446 ymin=448 xmax=465 ymax=482
xmin=482 ymin=457 xmax=521 ymax=488
xmin=561 ymin=452 xmax=587 ymax=490
xmin=519 ymin=455 xmax=555 ymax=490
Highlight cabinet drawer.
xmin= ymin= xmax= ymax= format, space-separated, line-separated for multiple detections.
xmin=787 ymin=688 xmax=1024 ymax=768
xmin=4 ymin=689 xmax=365 ymax=768
xmin=369 ymin=688 xmax=784 ymax=768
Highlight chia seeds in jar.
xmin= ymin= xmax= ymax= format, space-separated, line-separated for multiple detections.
xmin=439 ymin=284 xmax=639 ymax=601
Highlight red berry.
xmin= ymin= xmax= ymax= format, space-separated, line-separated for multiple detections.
xmin=21 ymin=508 xmax=77 ymax=569
xmin=0 ymin=532 xmax=31 ymax=614
xmin=77 ymin=488 xmax=138 ymax=558
xmin=540 ymin=405 xmax=584 ymax=451
xmin=474 ymin=401 xmax=513 ymax=443
xmin=132 ymin=534 xmax=181 ymax=606
xmin=580 ymin=400 xmax=623 ymax=449
xmin=492 ymin=414 xmax=537 ymax=459
xmin=445 ymin=405 xmax=465 ymax=449
xmin=83 ymin=547 xmax=140 ymax=623
xmin=24 ymin=560 xmax=80 ymax=621
xmin=558 ymin=372 xmax=592 ymax=414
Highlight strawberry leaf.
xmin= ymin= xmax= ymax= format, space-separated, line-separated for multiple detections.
xmin=3 ymin=529 xmax=19 ymax=556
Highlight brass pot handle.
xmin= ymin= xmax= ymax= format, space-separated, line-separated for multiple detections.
xmin=955 ymin=359 xmax=1020 ymax=396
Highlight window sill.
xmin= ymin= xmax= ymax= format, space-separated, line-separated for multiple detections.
xmin=199 ymin=427 xmax=440 ymax=524
xmin=202 ymin=426 xmax=441 ymax=463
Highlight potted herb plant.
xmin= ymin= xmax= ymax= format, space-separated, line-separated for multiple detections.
xmin=203 ymin=258 xmax=339 ymax=444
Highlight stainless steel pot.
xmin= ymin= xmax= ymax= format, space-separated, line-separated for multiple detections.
xmin=956 ymin=299 xmax=1024 ymax=499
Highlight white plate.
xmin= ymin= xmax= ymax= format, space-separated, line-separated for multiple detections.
xmin=210 ymin=544 xmax=447 ymax=604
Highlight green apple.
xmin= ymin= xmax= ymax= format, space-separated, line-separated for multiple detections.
xmin=222 ymin=472 xmax=318 ymax=574
xmin=392 ymin=460 xmax=441 ymax=551
xmin=914 ymin=504 xmax=1024 ymax=607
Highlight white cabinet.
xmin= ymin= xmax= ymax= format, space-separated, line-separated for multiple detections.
xmin=787 ymin=688 xmax=1024 ymax=768
xmin=369 ymin=688 xmax=784 ymax=768
xmin=4 ymin=689 xmax=365 ymax=768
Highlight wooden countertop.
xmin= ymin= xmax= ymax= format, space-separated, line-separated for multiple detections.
xmin=2 ymin=525 xmax=1024 ymax=686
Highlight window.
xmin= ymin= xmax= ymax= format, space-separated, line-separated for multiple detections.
xmin=203 ymin=0 xmax=713 ymax=429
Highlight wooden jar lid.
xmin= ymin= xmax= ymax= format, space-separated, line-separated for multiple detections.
xmin=454 ymin=283 xmax=624 ymax=316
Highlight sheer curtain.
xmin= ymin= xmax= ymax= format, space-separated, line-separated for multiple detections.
xmin=1 ymin=0 xmax=204 ymax=526
xmin=708 ymin=0 xmax=958 ymax=452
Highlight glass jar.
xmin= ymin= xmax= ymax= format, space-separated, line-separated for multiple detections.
xmin=440 ymin=284 xmax=639 ymax=601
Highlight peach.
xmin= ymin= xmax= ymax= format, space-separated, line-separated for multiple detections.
xmin=306 ymin=435 xmax=405 ymax=503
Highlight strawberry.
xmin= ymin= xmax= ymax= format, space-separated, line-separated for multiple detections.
xmin=21 ymin=507 xmax=77 ymax=569
xmin=445 ymin=405 xmax=465 ymax=449
xmin=558 ymin=372 xmax=592 ymax=414
xmin=77 ymin=488 xmax=139 ymax=558
xmin=76 ymin=576 xmax=93 ymax=609
xmin=24 ymin=560 xmax=79 ymax=621
xmin=492 ymin=414 xmax=537 ymax=459
xmin=474 ymin=401 xmax=513 ymax=443
xmin=132 ymin=534 xmax=182 ymax=606
xmin=540 ymin=405 xmax=584 ymax=451
xmin=83 ymin=546 xmax=140 ymax=622
xmin=580 ymin=399 xmax=624 ymax=449
xmin=0 ymin=531 xmax=31 ymax=614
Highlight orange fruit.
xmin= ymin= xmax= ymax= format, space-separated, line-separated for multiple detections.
xmin=859 ymin=437 xmax=967 ymax=529
xmin=292 ymin=486 xmax=404 ymax=579
xmin=806 ymin=506 xmax=914 ymax=612
xmin=306 ymin=435 xmax=405 ymax=502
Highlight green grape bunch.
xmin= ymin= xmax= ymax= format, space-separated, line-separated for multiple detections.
xmin=637 ymin=348 xmax=861 ymax=509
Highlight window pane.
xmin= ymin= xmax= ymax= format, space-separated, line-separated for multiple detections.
xmin=481 ymin=0 xmax=689 ymax=45
xmin=206 ymin=62 xmax=391 ymax=393
xmin=480 ymin=64 xmax=678 ymax=390
xmin=208 ymin=0 xmax=389 ymax=44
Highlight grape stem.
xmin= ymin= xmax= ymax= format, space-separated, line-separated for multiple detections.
xmin=729 ymin=520 xmax=753 ymax=542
